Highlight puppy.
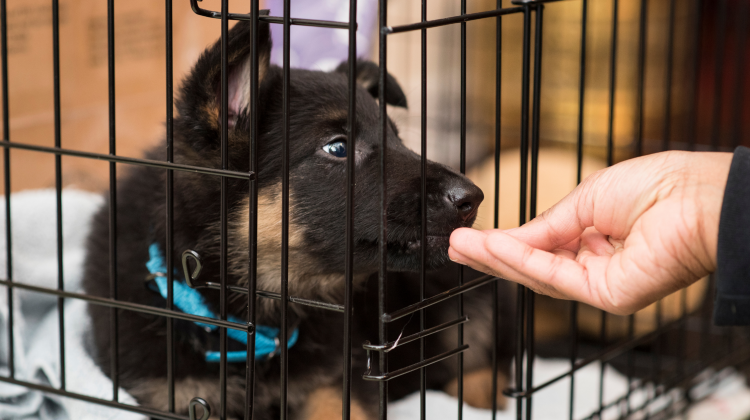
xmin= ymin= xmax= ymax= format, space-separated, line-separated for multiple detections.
xmin=82 ymin=13 xmax=514 ymax=420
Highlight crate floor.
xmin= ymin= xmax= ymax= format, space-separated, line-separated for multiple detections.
xmin=389 ymin=358 xmax=750 ymax=420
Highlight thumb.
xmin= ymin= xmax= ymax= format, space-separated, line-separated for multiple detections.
xmin=508 ymin=174 xmax=597 ymax=251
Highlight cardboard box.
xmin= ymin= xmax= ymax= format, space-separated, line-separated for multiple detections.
xmin=0 ymin=0 xmax=259 ymax=192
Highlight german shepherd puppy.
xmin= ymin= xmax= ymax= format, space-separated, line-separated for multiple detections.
xmin=83 ymin=14 xmax=514 ymax=420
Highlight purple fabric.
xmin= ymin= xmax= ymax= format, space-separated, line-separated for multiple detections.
xmin=266 ymin=0 xmax=377 ymax=71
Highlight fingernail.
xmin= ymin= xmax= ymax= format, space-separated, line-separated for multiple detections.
xmin=448 ymin=245 xmax=466 ymax=265
xmin=449 ymin=256 xmax=465 ymax=265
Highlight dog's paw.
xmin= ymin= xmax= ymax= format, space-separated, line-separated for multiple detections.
xmin=302 ymin=386 xmax=371 ymax=420
xmin=443 ymin=367 xmax=508 ymax=410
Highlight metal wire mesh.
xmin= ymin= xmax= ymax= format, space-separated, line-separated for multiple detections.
xmin=0 ymin=0 xmax=747 ymax=419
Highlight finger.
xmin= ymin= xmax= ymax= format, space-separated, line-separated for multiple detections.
xmin=503 ymin=174 xmax=599 ymax=251
xmin=452 ymin=228 xmax=582 ymax=300
xmin=448 ymin=247 xmax=502 ymax=278
xmin=451 ymin=227 xmax=579 ymax=266
xmin=483 ymin=230 xmax=612 ymax=308
xmin=449 ymin=228 xmax=529 ymax=280
xmin=450 ymin=241 xmax=556 ymax=296
xmin=578 ymin=227 xmax=615 ymax=256
xmin=551 ymin=248 xmax=577 ymax=260
xmin=449 ymin=228 xmax=579 ymax=289
xmin=559 ymin=236 xmax=582 ymax=254
xmin=505 ymin=227 xmax=582 ymax=254
xmin=449 ymin=228 xmax=491 ymax=266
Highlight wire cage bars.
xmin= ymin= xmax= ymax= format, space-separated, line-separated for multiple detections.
xmin=0 ymin=0 xmax=748 ymax=420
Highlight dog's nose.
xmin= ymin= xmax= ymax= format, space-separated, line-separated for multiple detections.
xmin=445 ymin=182 xmax=484 ymax=222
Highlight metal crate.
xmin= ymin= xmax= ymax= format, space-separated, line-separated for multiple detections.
xmin=0 ymin=0 xmax=747 ymax=419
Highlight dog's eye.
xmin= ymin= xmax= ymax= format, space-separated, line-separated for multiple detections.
xmin=322 ymin=140 xmax=347 ymax=158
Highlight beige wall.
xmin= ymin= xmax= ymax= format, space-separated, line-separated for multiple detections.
xmin=0 ymin=0 xmax=255 ymax=192
xmin=0 ymin=0 xmax=701 ymax=192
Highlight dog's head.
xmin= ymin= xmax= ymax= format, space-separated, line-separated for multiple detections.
xmin=173 ymin=15 xmax=482 ymax=300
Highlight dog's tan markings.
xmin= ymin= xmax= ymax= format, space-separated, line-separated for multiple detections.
xmin=201 ymin=103 xmax=221 ymax=129
xmin=320 ymin=107 xmax=348 ymax=121
xmin=443 ymin=368 xmax=508 ymax=410
xmin=228 ymin=184 xmax=306 ymax=290
xmin=203 ymin=47 xmax=270 ymax=128
xmin=222 ymin=183 xmax=359 ymax=314
xmin=129 ymin=376 xmax=245 ymax=419
xmin=245 ymin=47 xmax=269 ymax=87
xmin=302 ymin=386 xmax=371 ymax=420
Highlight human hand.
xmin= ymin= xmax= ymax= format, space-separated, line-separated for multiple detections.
xmin=448 ymin=151 xmax=732 ymax=315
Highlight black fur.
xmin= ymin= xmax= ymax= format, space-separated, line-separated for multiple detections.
xmin=83 ymin=15 xmax=514 ymax=419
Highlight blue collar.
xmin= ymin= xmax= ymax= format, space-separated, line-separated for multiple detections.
xmin=146 ymin=243 xmax=299 ymax=363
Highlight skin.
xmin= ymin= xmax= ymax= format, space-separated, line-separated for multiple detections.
xmin=448 ymin=151 xmax=732 ymax=316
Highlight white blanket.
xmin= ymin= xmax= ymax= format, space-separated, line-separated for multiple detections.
xmin=0 ymin=189 xmax=142 ymax=420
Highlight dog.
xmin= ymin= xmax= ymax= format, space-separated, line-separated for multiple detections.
xmin=82 ymin=13 xmax=514 ymax=420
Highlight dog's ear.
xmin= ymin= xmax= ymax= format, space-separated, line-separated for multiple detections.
xmin=176 ymin=10 xmax=272 ymax=137
xmin=336 ymin=60 xmax=408 ymax=108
